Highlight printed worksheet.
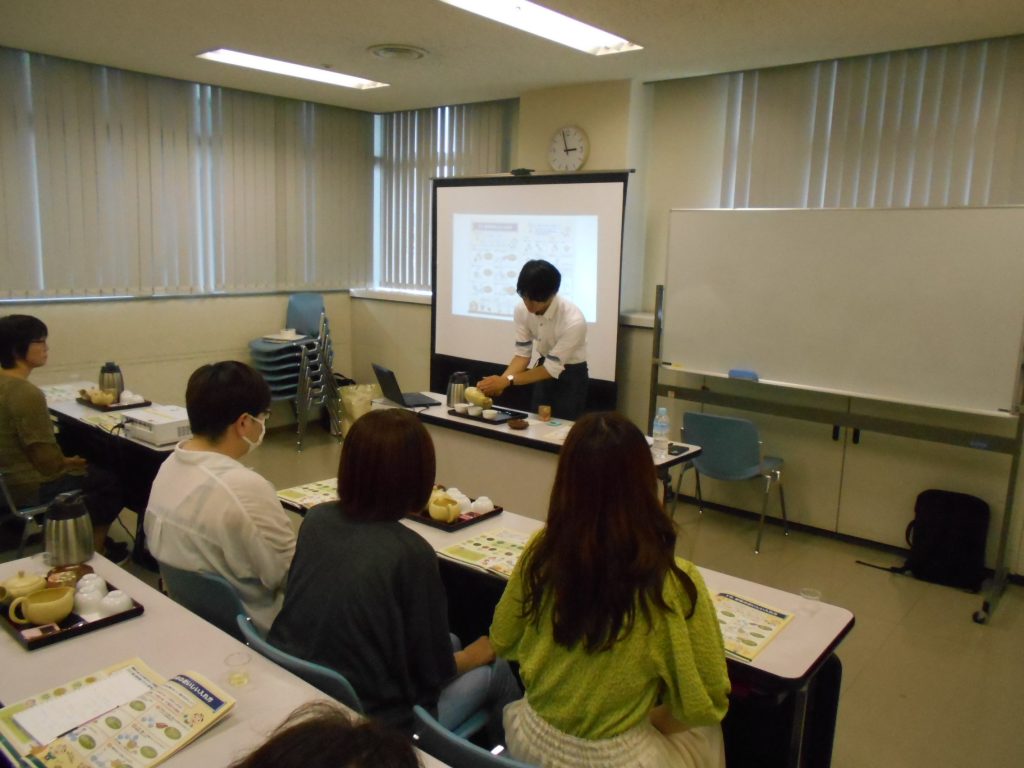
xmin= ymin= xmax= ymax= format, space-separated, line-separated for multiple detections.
xmin=714 ymin=593 xmax=793 ymax=662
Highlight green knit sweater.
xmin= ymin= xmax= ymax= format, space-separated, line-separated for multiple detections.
xmin=490 ymin=545 xmax=730 ymax=740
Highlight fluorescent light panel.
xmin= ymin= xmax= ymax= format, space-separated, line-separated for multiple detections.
xmin=439 ymin=0 xmax=642 ymax=55
xmin=197 ymin=49 xmax=388 ymax=90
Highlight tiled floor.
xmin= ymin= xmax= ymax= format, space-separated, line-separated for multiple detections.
xmin=4 ymin=425 xmax=1022 ymax=767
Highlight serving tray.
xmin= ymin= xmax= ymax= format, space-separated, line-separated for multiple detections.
xmin=75 ymin=397 xmax=152 ymax=412
xmin=447 ymin=408 xmax=527 ymax=426
xmin=2 ymin=584 xmax=144 ymax=651
xmin=404 ymin=505 xmax=503 ymax=532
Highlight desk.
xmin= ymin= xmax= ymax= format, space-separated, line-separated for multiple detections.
xmin=42 ymin=383 xmax=175 ymax=565
xmin=380 ymin=396 xmax=701 ymax=521
xmin=0 ymin=554 xmax=448 ymax=768
xmin=401 ymin=511 xmax=855 ymax=768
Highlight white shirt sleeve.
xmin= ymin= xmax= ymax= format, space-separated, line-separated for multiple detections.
xmin=512 ymin=302 xmax=535 ymax=360
xmin=226 ymin=474 xmax=297 ymax=592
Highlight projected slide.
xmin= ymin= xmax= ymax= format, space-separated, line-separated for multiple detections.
xmin=433 ymin=175 xmax=627 ymax=383
xmin=451 ymin=214 xmax=598 ymax=321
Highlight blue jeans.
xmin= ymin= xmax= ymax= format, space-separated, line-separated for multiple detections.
xmin=438 ymin=635 xmax=522 ymax=744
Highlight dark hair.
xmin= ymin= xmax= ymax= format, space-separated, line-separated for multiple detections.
xmin=516 ymin=259 xmax=561 ymax=302
xmin=338 ymin=409 xmax=435 ymax=522
xmin=228 ymin=701 xmax=418 ymax=768
xmin=0 ymin=315 xmax=48 ymax=369
xmin=185 ymin=361 xmax=271 ymax=439
xmin=521 ymin=412 xmax=697 ymax=652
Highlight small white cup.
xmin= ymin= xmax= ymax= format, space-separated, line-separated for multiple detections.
xmin=98 ymin=590 xmax=132 ymax=616
xmin=482 ymin=409 xmax=498 ymax=420
xmin=471 ymin=496 xmax=494 ymax=514
xmin=468 ymin=405 xmax=483 ymax=417
xmin=74 ymin=589 xmax=105 ymax=615
xmin=454 ymin=403 xmax=469 ymax=414
xmin=77 ymin=574 xmax=107 ymax=595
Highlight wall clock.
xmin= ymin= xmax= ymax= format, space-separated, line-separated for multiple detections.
xmin=548 ymin=125 xmax=589 ymax=171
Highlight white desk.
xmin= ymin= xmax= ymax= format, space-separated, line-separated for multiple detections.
xmin=42 ymin=382 xmax=177 ymax=565
xmin=0 ymin=555 xmax=448 ymax=768
xmin=401 ymin=511 xmax=853 ymax=685
xmin=380 ymin=395 xmax=701 ymax=523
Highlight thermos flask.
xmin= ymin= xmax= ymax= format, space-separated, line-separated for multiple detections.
xmin=446 ymin=371 xmax=469 ymax=407
xmin=98 ymin=361 xmax=124 ymax=401
xmin=45 ymin=491 xmax=95 ymax=567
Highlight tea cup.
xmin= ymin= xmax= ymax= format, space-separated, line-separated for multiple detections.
xmin=98 ymin=590 xmax=133 ymax=617
xmin=77 ymin=574 xmax=108 ymax=596
xmin=10 ymin=586 xmax=75 ymax=625
xmin=74 ymin=589 xmax=105 ymax=615
xmin=468 ymin=405 xmax=483 ymax=417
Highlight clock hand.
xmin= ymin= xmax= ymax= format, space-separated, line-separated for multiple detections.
xmin=562 ymin=130 xmax=569 ymax=153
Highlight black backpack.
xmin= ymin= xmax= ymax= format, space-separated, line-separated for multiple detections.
xmin=900 ymin=490 xmax=989 ymax=592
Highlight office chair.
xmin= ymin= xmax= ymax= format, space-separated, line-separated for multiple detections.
xmin=0 ymin=469 xmax=51 ymax=557
xmin=236 ymin=614 xmax=364 ymax=713
xmin=674 ymin=411 xmax=789 ymax=554
xmin=413 ymin=705 xmax=536 ymax=768
xmin=158 ymin=562 xmax=251 ymax=642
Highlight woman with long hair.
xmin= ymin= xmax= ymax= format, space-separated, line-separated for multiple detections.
xmin=491 ymin=411 xmax=730 ymax=767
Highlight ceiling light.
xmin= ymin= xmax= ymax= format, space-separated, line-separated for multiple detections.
xmin=197 ymin=49 xmax=388 ymax=90
xmin=438 ymin=0 xmax=642 ymax=55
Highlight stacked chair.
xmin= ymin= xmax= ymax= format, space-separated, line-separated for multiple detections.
xmin=248 ymin=293 xmax=343 ymax=450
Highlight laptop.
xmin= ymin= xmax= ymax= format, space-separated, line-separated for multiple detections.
xmin=372 ymin=363 xmax=441 ymax=408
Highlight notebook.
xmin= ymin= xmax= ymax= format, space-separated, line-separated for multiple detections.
xmin=372 ymin=363 xmax=440 ymax=408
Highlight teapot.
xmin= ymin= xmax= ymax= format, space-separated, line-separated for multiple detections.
xmin=45 ymin=491 xmax=95 ymax=567
xmin=446 ymin=371 xmax=469 ymax=408
xmin=98 ymin=361 xmax=124 ymax=400
xmin=0 ymin=570 xmax=47 ymax=604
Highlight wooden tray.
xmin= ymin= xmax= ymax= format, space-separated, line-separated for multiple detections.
xmin=405 ymin=506 xmax=503 ymax=532
xmin=76 ymin=397 xmax=152 ymax=412
xmin=2 ymin=585 xmax=144 ymax=651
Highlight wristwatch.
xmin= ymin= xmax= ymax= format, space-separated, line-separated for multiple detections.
xmin=506 ymin=374 xmax=515 ymax=387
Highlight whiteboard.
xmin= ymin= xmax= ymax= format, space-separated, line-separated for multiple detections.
xmin=663 ymin=208 xmax=1024 ymax=415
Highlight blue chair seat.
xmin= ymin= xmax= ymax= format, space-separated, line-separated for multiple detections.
xmin=674 ymin=411 xmax=789 ymax=553
xmin=413 ymin=705 xmax=535 ymax=768
xmin=158 ymin=562 xmax=251 ymax=642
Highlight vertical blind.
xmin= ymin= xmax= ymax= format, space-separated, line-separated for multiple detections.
xmin=374 ymin=100 xmax=517 ymax=292
xmin=720 ymin=36 xmax=1024 ymax=208
xmin=0 ymin=48 xmax=374 ymax=299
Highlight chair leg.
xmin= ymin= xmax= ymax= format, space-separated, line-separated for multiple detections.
xmin=755 ymin=475 xmax=772 ymax=554
xmin=694 ymin=471 xmax=704 ymax=515
xmin=776 ymin=470 xmax=789 ymax=536
xmin=17 ymin=513 xmax=40 ymax=558
xmin=670 ymin=463 xmax=688 ymax=518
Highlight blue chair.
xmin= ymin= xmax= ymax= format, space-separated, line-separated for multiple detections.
xmin=158 ymin=562 xmax=250 ymax=641
xmin=413 ymin=705 xmax=535 ymax=768
xmin=236 ymin=614 xmax=364 ymax=713
xmin=0 ymin=469 xmax=50 ymax=557
xmin=675 ymin=411 xmax=789 ymax=553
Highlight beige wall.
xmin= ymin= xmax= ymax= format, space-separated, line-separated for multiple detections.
xmin=20 ymin=292 xmax=352 ymax=423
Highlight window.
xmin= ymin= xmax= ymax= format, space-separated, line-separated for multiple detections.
xmin=0 ymin=47 xmax=373 ymax=299
xmin=719 ymin=36 xmax=1024 ymax=208
xmin=373 ymin=100 xmax=517 ymax=293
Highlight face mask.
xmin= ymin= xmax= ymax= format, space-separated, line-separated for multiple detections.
xmin=242 ymin=414 xmax=266 ymax=455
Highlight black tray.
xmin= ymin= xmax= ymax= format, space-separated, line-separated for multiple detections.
xmin=447 ymin=408 xmax=527 ymax=426
xmin=76 ymin=397 xmax=152 ymax=412
xmin=405 ymin=506 xmax=503 ymax=532
xmin=2 ymin=585 xmax=144 ymax=650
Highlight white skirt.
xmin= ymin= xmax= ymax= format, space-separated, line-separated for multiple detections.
xmin=503 ymin=698 xmax=725 ymax=768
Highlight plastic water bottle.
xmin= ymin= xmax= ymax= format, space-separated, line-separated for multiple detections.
xmin=652 ymin=406 xmax=670 ymax=458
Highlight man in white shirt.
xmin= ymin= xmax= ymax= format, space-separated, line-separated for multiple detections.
xmin=477 ymin=260 xmax=589 ymax=420
xmin=145 ymin=361 xmax=296 ymax=632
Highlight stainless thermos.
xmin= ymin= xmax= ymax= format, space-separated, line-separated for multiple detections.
xmin=45 ymin=491 xmax=95 ymax=566
xmin=98 ymin=361 xmax=124 ymax=400
xmin=446 ymin=371 xmax=469 ymax=407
